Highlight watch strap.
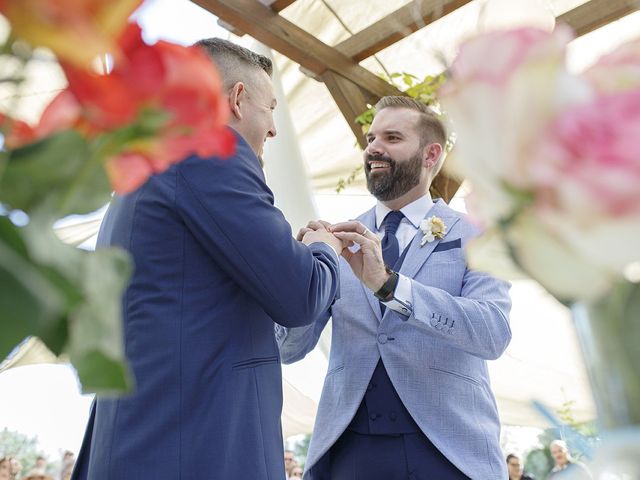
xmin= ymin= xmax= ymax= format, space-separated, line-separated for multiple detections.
xmin=374 ymin=268 xmax=399 ymax=301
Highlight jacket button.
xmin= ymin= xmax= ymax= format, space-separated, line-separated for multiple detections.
xmin=377 ymin=333 xmax=388 ymax=344
xmin=369 ymin=413 xmax=378 ymax=421
xmin=367 ymin=383 xmax=375 ymax=391
xmin=389 ymin=411 xmax=397 ymax=421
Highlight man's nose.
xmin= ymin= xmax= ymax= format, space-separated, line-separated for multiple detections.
xmin=365 ymin=139 xmax=383 ymax=156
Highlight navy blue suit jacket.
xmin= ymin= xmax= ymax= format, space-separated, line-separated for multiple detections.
xmin=72 ymin=130 xmax=340 ymax=480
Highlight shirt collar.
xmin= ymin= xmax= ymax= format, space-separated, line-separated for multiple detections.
xmin=375 ymin=193 xmax=433 ymax=230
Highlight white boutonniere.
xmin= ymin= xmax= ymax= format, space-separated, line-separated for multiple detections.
xmin=420 ymin=216 xmax=447 ymax=246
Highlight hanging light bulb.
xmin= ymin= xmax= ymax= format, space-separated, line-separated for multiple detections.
xmin=478 ymin=0 xmax=556 ymax=32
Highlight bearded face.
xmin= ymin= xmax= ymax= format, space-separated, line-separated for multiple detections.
xmin=364 ymin=149 xmax=423 ymax=201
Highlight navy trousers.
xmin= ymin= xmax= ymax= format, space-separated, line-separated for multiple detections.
xmin=308 ymin=429 xmax=469 ymax=480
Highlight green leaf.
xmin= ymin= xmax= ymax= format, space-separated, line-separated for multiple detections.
xmin=0 ymin=130 xmax=111 ymax=216
xmin=72 ymin=350 xmax=133 ymax=395
xmin=0 ymin=213 xmax=134 ymax=394
xmin=355 ymin=108 xmax=375 ymax=126
xmin=68 ymin=247 xmax=133 ymax=394
xmin=402 ymin=73 xmax=417 ymax=87
xmin=0 ymin=218 xmax=65 ymax=359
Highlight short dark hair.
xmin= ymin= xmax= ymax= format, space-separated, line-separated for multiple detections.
xmin=194 ymin=38 xmax=272 ymax=90
xmin=506 ymin=453 xmax=520 ymax=463
xmin=374 ymin=96 xmax=446 ymax=147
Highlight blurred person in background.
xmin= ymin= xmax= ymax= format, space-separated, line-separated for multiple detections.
xmin=9 ymin=458 xmax=21 ymax=480
xmin=284 ymin=451 xmax=296 ymax=480
xmin=32 ymin=456 xmax=46 ymax=475
xmin=0 ymin=457 xmax=11 ymax=480
xmin=547 ymin=440 xmax=590 ymax=479
xmin=289 ymin=466 xmax=303 ymax=479
xmin=59 ymin=451 xmax=74 ymax=480
xmin=507 ymin=453 xmax=534 ymax=480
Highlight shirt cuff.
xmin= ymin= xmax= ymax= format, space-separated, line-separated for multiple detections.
xmin=382 ymin=273 xmax=413 ymax=317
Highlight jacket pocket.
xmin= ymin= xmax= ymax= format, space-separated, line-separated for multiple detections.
xmin=326 ymin=365 xmax=344 ymax=376
xmin=429 ymin=366 xmax=481 ymax=387
xmin=232 ymin=355 xmax=279 ymax=370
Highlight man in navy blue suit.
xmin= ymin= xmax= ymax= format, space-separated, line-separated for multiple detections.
xmin=72 ymin=39 xmax=342 ymax=480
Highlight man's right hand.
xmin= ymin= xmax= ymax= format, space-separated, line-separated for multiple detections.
xmin=299 ymin=220 xmax=343 ymax=255
xmin=296 ymin=220 xmax=332 ymax=241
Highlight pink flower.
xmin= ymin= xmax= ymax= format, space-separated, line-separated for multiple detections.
xmin=443 ymin=27 xmax=568 ymax=89
xmin=439 ymin=27 xmax=640 ymax=301
xmin=440 ymin=27 xmax=581 ymax=222
xmin=584 ymin=38 xmax=640 ymax=94
xmin=536 ymin=89 xmax=640 ymax=219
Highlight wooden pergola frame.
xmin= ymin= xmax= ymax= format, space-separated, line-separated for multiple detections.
xmin=191 ymin=0 xmax=638 ymax=201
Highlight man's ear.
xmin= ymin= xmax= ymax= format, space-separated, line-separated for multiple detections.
xmin=228 ymin=82 xmax=246 ymax=120
xmin=423 ymin=142 xmax=443 ymax=168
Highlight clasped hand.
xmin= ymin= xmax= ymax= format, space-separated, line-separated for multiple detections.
xmin=298 ymin=220 xmax=389 ymax=292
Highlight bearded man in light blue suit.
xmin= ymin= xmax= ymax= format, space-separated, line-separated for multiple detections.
xmin=277 ymin=97 xmax=512 ymax=480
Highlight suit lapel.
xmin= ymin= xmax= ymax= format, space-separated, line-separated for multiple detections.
xmin=356 ymin=208 xmax=383 ymax=320
xmin=398 ymin=200 xmax=460 ymax=279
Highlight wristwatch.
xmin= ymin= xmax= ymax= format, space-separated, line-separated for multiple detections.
xmin=373 ymin=266 xmax=399 ymax=301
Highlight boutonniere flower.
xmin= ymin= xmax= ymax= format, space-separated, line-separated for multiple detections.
xmin=420 ymin=216 xmax=447 ymax=246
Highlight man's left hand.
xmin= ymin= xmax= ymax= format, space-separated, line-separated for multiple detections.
xmin=331 ymin=221 xmax=389 ymax=292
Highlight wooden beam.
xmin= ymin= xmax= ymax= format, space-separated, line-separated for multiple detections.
xmin=218 ymin=0 xmax=296 ymax=36
xmin=558 ymin=0 xmax=640 ymax=37
xmin=335 ymin=0 xmax=472 ymax=62
xmin=270 ymin=0 xmax=296 ymax=12
xmin=191 ymin=0 xmax=402 ymax=99
xmin=321 ymin=71 xmax=370 ymax=149
xmin=430 ymin=170 xmax=462 ymax=203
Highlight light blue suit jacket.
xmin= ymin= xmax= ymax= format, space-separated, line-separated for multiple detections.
xmin=276 ymin=200 xmax=512 ymax=480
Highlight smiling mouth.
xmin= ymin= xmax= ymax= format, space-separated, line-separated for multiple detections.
xmin=368 ymin=161 xmax=391 ymax=171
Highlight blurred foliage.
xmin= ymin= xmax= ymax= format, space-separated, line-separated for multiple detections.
xmin=0 ymin=29 xmax=132 ymax=394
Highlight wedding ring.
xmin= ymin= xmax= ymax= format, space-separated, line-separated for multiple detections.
xmin=362 ymin=227 xmax=370 ymax=236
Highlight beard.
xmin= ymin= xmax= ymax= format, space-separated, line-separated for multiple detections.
xmin=364 ymin=150 xmax=422 ymax=201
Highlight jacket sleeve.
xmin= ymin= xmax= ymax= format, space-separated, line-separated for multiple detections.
xmin=175 ymin=140 xmax=340 ymax=328
xmin=275 ymin=308 xmax=331 ymax=364
xmin=403 ymin=268 xmax=512 ymax=360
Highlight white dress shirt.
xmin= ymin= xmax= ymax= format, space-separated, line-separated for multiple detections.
xmin=374 ymin=193 xmax=433 ymax=316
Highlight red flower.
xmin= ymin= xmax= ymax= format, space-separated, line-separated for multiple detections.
xmin=26 ymin=23 xmax=235 ymax=194
xmin=0 ymin=0 xmax=144 ymax=67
